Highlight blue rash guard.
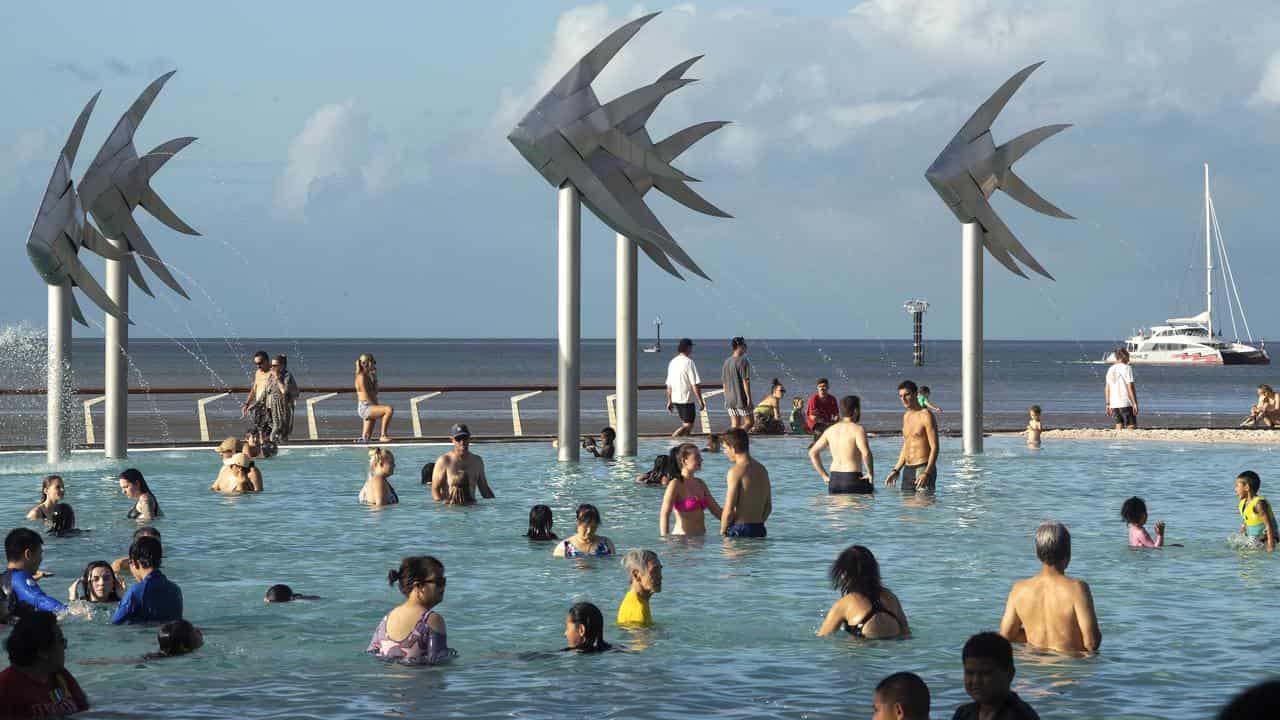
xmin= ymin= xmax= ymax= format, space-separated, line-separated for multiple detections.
xmin=110 ymin=570 xmax=183 ymax=625
xmin=1 ymin=569 xmax=68 ymax=616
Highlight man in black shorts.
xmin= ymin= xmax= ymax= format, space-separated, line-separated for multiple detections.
xmin=665 ymin=338 xmax=704 ymax=437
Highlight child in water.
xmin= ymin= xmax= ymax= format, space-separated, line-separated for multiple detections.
xmin=1121 ymin=497 xmax=1164 ymax=548
xmin=1026 ymin=405 xmax=1043 ymax=449
xmin=917 ymin=386 xmax=942 ymax=413
xmin=1236 ymin=470 xmax=1277 ymax=551
xmin=562 ymin=602 xmax=613 ymax=653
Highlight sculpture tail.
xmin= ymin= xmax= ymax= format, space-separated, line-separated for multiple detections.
xmin=993 ymin=124 xmax=1073 ymax=219
xmin=135 ymin=138 xmax=201 ymax=235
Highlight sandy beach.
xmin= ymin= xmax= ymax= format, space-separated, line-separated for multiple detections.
xmin=995 ymin=427 xmax=1280 ymax=445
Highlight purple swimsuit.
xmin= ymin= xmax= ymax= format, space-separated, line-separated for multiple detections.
xmin=367 ymin=608 xmax=455 ymax=665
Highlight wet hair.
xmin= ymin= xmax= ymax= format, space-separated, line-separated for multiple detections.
xmin=1120 ymin=497 xmax=1147 ymax=525
xmin=838 ymin=395 xmax=861 ymax=421
xmin=642 ymin=454 xmax=676 ymax=484
xmin=39 ymin=475 xmax=63 ymax=503
xmin=133 ymin=526 xmax=161 ymax=541
xmin=675 ymin=443 xmax=700 ymax=475
xmin=1029 ymin=404 xmax=1042 ymax=417
xmin=621 ymin=549 xmax=660 ymax=575
xmin=420 ymin=462 xmax=434 ymax=485
xmin=252 ymin=350 xmax=269 ymax=363
xmin=575 ymin=504 xmax=601 ymax=528
xmin=387 ymin=556 xmax=445 ymax=596
xmin=600 ymin=427 xmax=616 ymax=442
xmin=273 ymin=354 xmax=287 ymax=369
xmin=47 ymin=503 xmax=77 ymax=536
xmin=78 ymin=561 xmax=121 ymax=602
xmin=129 ymin=536 xmax=163 ymax=570
xmin=1034 ymin=522 xmax=1071 ymax=568
xmin=829 ymin=545 xmax=883 ymax=602
xmin=962 ymin=631 xmax=1014 ymax=671
xmin=264 ymin=584 xmax=319 ymax=602
xmin=526 ymin=505 xmax=557 ymax=541
xmin=1218 ymin=679 xmax=1280 ymax=720
xmin=898 ymin=380 xmax=918 ymax=397
xmin=5 ymin=527 xmax=43 ymax=562
xmin=722 ymin=428 xmax=749 ymax=453
xmin=874 ymin=672 xmax=931 ymax=719
xmin=566 ymin=602 xmax=611 ymax=653
xmin=369 ymin=447 xmax=394 ymax=471
xmin=4 ymin=611 xmax=59 ymax=666
xmin=816 ymin=377 xmax=830 ymax=387
xmin=1238 ymin=470 xmax=1261 ymax=494
xmin=119 ymin=468 xmax=151 ymax=494
xmin=156 ymin=620 xmax=202 ymax=656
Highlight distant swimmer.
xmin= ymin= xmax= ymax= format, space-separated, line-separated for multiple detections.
xmin=1121 ymin=497 xmax=1167 ymax=548
xmin=808 ymin=395 xmax=875 ymax=494
xmin=45 ymin=504 xmax=85 ymax=538
xmin=885 ymin=381 xmax=938 ymax=493
xmin=1026 ymin=405 xmax=1043 ymax=449
xmin=617 ymin=550 xmax=662 ymax=627
xmin=636 ymin=454 xmax=677 ymax=487
xmin=354 ymin=353 xmax=394 ymax=443
xmin=431 ymin=424 xmax=495 ymax=504
xmin=999 ymin=522 xmax=1102 ymax=654
xmin=213 ymin=437 xmax=262 ymax=492
xmin=1235 ymin=470 xmax=1277 ymax=551
xmin=359 ymin=448 xmax=399 ymax=506
xmin=665 ymin=338 xmax=704 ymax=438
xmin=816 ymin=545 xmax=908 ymax=639
xmin=553 ymin=504 xmax=614 ymax=558
xmin=562 ymin=602 xmax=613 ymax=653
xmin=264 ymin=584 xmax=321 ymax=603
xmin=525 ymin=505 xmax=558 ymax=542
xmin=720 ymin=429 xmax=771 ymax=538
xmin=583 ymin=427 xmax=616 ymax=459
xmin=368 ymin=556 xmax=455 ymax=665
xmin=119 ymin=469 xmax=162 ymax=521
xmin=659 ymin=444 xmax=722 ymax=536
xmin=25 ymin=475 xmax=64 ymax=522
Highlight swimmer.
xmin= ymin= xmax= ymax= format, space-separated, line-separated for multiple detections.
xmin=617 ymin=550 xmax=662 ymax=627
xmin=873 ymin=672 xmax=931 ymax=720
xmin=118 ymin=469 xmax=162 ymax=520
xmin=420 ymin=462 xmax=434 ymax=485
xmin=213 ymin=438 xmax=263 ymax=492
xmin=636 ymin=454 xmax=676 ymax=486
xmin=999 ymin=522 xmax=1102 ymax=654
xmin=149 ymin=620 xmax=204 ymax=659
xmin=1236 ymin=470 xmax=1277 ymax=551
xmin=525 ymin=505 xmax=558 ymax=541
xmin=703 ymin=433 xmax=721 ymax=453
xmin=111 ymin=536 xmax=183 ymax=625
xmin=659 ymin=444 xmax=722 ymax=536
xmin=885 ymin=380 xmax=939 ymax=493
xmin=368 ymin=556 xmax=455 ymax=665
xmin=25 ymin=475 xmax=65 ymax=522
xmin=553 ymin=504 xmax=615 ymax=558
xmin=112 ymin=527 xmax=160 ymax=577
xmin=817 ymin=545 xmax=909 ymax=638
xmin=562 ymin=602 xmax=613 ymax=653
xmin=1026 ymin=405 xmax=1043 ymax=449
xmin=953 ymin=632 xmax=1040 ymax=720
xmin=211 ymin=453 xmax=257 ymax=494
xmin=359 ymin=447 xmax=399 ymax=506
xmin=1 ymin=528 xmax=68 ymax=617
xmin=431 ymin=424 xmax=495 ymax=503
xmin=264 ymin=584 xmax=321 ymax=603
xmin=584 ymin=427 xmax=616 ymax=459
xmin=45 ymin=504 xmax=85 ymax=537
xmin=1121 ymin=497 xmax=1165 ymax=548
xmin=720 ymin=429 xmax=771 ymax=538
xmin=68 ymin=561 xmax=123 ymax=603
xmin=808 ymin=395 xmax=875 ymax=494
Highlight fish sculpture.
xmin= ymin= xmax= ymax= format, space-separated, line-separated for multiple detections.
xmin=79 ymin=70 xmax=200 ymax=299
xmin=26 ymin=92 xmax=127 ymax=325
xmin=508 ymin=12 xmax=716 ymax=280
xmin=925 ymin=61 xmax=1073 ymax=279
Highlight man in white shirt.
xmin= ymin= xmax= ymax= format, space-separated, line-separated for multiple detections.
xmin=1105 ymin=348 xmax=1138 ymax=429
xmin=665 ymin=338 xmax=704 ymax=437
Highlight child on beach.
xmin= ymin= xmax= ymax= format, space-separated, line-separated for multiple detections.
xmin=617 ymin=550 xmax=662 ymax=627
xmin=1236 ymin=471 xmax=1277 ymax=551
xmin=1121 ymin=497 xmax=1164 ymax=548
xmin=789 ymin=397 xmax=805 ymax=434
xmin=1026 ymin=405 xmax=1043 ymax=449
xmin=917 ymin=386 xmax=942 ymax=413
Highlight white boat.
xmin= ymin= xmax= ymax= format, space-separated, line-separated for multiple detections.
xmin=1105 ymin=164 xmax=1269 ymax=366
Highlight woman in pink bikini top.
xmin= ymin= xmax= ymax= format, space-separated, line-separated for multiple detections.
xmin=659 ymin=444 xmax=723 ymax=536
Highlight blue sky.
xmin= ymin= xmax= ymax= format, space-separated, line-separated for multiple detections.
xmin=3 ymin=1 xmax=1280 ymax=342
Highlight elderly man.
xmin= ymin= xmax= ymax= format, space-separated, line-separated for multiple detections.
xmin=999 ymin=522 xmax=1102 ymax=654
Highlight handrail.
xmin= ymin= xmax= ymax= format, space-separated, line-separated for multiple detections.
xmin=197 ymin=392 xmax=231 ymax=442
xmin=83 ymin=397 xmax=105 ymax=445
xmin=306 ymin=393 xmax=338 ymax=440
xmin=0 ymin=383 xmax=722 ymax=396
xmin=409 ymin=392 xmax=443 ymax=438
xmin=700 ymin=388 xmax=725 ymax=434
xmin=510 ymin=391 xmax=542 ymax=436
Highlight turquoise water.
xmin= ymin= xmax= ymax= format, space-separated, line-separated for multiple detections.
xmin=0 ymin=436 xmax=1275 ymax=719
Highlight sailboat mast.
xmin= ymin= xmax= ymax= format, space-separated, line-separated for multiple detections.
xmin=1205 ymin=163 xmax=1213 ymax=339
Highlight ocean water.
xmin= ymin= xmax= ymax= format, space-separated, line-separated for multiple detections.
xmin=0 ymin=435 xmax=1274 ymax=718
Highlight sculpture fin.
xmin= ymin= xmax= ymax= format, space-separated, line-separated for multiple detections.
xmin=1000 ymin=170 xmax=1074 ymax=220
xmin=655 ymin=121 xmax=729 ymax=163
xmin=61 ymin=92 xmax=101 ymax=166
xmin=121 ymin=71 xmax=176 ymax=135
xmin=597 ymin=79 xmax=695 ymax=131
xmin=67 ymin=256 xmax=126 ymax=320
xmin=79 ymin=222 xmax=125 ymax=261
xmin=957 ymin=62 xmax=1043 ymax=143
xmin=973 ymin=198 xmax=1053 ymax=280
xmin=135 ymin=138 xmax=201 ymax=234
xmin=126 ymin=220 xmax=191 ymax=300
xmin=68 ymin=289 xmax=87 ymax=327
xmin=124 ymin=255 xmax=154 ymax=297
xmin=620 ymin=56 xmax=703 ymax=133
xmin=596 ymin=128 xmax=696 ymax=181
xmin=981 ymin=234 xmax=1028 ymax=278
xmin=549 ymin=12 xmax=660 ymax=98
xmin=636 ymin=238 xmax=684 ymax=279
xmin=652 ymin=178 xmax=732 ymax=218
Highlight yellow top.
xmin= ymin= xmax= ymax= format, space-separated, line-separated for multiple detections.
xmin=1240 ymin=495 xmax=1268 ymax=529
xmin=616 ymin=590 xmax=652 ymax=626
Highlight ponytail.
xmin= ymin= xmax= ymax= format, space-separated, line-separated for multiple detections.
xmin=369 ymin=447 xmax=394 ymax=470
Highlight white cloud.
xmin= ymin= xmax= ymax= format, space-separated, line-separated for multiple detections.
xmin=0 ymin=129 xmax=49 ymax=195
xmin=1249 ymin=52 xmax=1280 ymax=106
xmin=274 ymin=101 xmax=401 ymax=214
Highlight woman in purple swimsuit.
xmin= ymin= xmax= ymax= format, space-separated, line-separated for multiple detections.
xmin=552 ymin=505 xmax=615 ymax=558
xmin=659 ymin=443 xmax=723 ymax=536
xmin=367 ymin=556 xmax=455 ymax=665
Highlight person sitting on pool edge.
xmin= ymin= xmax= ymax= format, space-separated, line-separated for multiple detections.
xmin=720 ymin=429 xmax=771 ymax=538
xmin=817 ymin=545 xmax=908 ymax=638
xmin=553 ymin=504 xmax=615 ymax=558
xmin=998 ymin=522 xmax=1101 ymax=654
xmin=872 ymin=672 xmax=930 ymax=720
xmin=617 ymin=550 xmax=662 ymax=627
xmin=0 ymin=611 xmax=90 ymax=717
xmin=264 ymin=584 xmax=321 ymax=603
xmin=2 ymin=528 xmax=68 ymax=618
xmin=111 ymin=536 xmax=183 ymax=625
xmin=562 ymin=602 xmax=612 ymax=653
xmin=953 ymin=632 xmax=1040 ymax=720
xmin=431 ymin=424 xmax=495 ymax=504
xmin=25 ymin=475 xmax=65 ymax=522
xmin=367 ymin=555 xmax=455 ymax=665
xmin=359 ymin=447 xmax=399 ymax=506
xmin=1235 ymin=470 xmax=1277 ymax=551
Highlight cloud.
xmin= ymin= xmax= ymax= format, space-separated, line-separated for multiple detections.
xmin=274 ymin=101 xmax=403 ymax=215
xmin=50 ymin=62 xmax=99 ymax=83
xmin=1249 ymin=51 xmax=1280 ymax=106
xmin=0 ymin=130 xmax=50 ymax=195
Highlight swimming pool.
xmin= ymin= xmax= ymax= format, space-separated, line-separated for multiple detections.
xmin=0 ymin=435 xmax=1273 ymax=718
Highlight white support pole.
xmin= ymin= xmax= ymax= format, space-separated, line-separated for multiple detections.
xmin=306 ymin=392 xmax=338 ymax=441
xmin=196 ymin=392 xmax=231 ymax=442
xmin=606 ymin=394 xmax=617 ymax=429
xmin=961 ymin=222 xmax=983 ymax=455
xmin=511 ymin=390 xmax=543 ymax=436
xmin=104 ymin=242 xmax=128 ymax=458
xmin=409 ymin=391 xmax=443 ymax=438
xmin=558 ymin=184 xmax=581 ymax=461
xmin=700 ymin=388 xmax=725 ymax=435
xmin=616 ymin=233 xmax=638 ymax=456
xmin=83 ymin=396 xmax=105 ymax=446
xmin=47 ymin=283 xmax=72 ymax=465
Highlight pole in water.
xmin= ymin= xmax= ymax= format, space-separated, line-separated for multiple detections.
xmin=557 ymin=184 xmax=581 ymax=462
xmin=904 ymin=299 xmax=929 ymax=367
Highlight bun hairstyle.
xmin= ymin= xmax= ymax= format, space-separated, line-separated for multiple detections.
xmin=39 ymin=475 xmax=63 ymax=503
xmin=387 ymin=555 xmax=445 ymax=596
xmin=368 ymin=447 xmax=394 ymax=470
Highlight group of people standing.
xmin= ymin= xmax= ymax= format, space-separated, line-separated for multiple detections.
xmin=240 ymin=351 xmax=299 ymax=448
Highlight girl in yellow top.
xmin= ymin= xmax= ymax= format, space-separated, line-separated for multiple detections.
xmin=617 ymin=550 xmax=662 ymax=626
xmin=1236 ymin=470 xmax=1277 ymax=551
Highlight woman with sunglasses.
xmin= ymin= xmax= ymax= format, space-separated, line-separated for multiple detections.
xmin=367 ymin=556 xmax=455 ymax=665
xmin=354 ymin=353 xmax=394 ymax=443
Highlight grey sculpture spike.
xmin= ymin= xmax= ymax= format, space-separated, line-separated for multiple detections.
xmin=925 ymin=61 xmax=1073 ymax=279
xmin=79 ymin=71 xmax=200 ymax=299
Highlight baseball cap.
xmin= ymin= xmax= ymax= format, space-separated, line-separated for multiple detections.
xmin=215 ymin=437 xmax=239 ymax=454
xmin=678 ymin=338 xmax=694 ymax=351
xmin=450 ymin=423 xmax=471 ymax=440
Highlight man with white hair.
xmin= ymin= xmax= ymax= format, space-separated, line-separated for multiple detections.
xmin=999 ymin=522 xmax=1102 ymax=654
xmin=616 ymin=549 xmax=663 ymax=627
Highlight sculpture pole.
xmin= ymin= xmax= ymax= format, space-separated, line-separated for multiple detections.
xmin=558 ymin=184 xmax=581 ymax=461
xmin=961 ymin=222 xmax=983 ymax=455
xmin=616 ymin=233 xmax=638 ymax=456
xmin=46 ymin=284 xmax=72 ymax=464
xmin=104 ymin=240 xmax=128 ymax=457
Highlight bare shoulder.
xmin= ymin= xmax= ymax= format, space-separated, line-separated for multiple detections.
xmin=427 ymin=611 xmax=446 ymax=633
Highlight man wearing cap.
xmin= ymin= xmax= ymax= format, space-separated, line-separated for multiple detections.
xmin=430 ymin=424 xmax=495 ymax=503
xmin=665 ymin=339 xmax=704 ymax=437
xmin=212 ymin=437 xmax=262 ymax=492
xmin=721 ymin=337 xmax=753 ymax=432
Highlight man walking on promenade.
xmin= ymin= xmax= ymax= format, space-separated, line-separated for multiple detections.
xmin=721 ymin=337 xmax=753 ymax=432
xmin=666 ymin=338 xmax=704 ymax=437
xmin=1105 ymin=348 xmax=1138 ymax=429
xmin=885 ymin=380 xmax=939 ymax=492
xmin=805 ymin=378 xmax=838 ymax=435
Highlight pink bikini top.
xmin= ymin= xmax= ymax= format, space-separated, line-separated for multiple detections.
xmin=673 ymin=495 xmax=709 ymax=512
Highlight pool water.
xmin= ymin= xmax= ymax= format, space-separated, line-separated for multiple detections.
xmin=0 ymin=436 xmax=1275 ymax=719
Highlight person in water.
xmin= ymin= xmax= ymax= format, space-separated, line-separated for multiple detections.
xmin=953 ymin=632 xmax=1041 ymax=720
xmin=112 ymin=527 xmax=160 ymax=578
xmin=118 ymin=469 xmax=162 ymax=520
xmin=752 ymin=379 xmax=787 ymax=434
xmin=583 ymin=427 xmax=616 ymax=459
xmin=111 ymin=536 xmax=183 ymax=625
xmin=211 ymin=453 xmax=258 ymax=494
xmin=720 ymin=429 xmax=771 ymax=538
xmin=552 ymin=504 xmax=615 ymax=558
xmin=45 ymin=504 xmax=83 ymax=537
xmin=808 ymin=395 xmax=875 ymax=494
xmin=999 ymin=522 xmax=1101 ymax=654
xmin=150 ymin=620 xmax=204 ymax=659
xmin=431 ymin=424 xmax=495 ymax=504
xmin=0 ymin=612 xmax=90 ymax=717
xmin=703 ymin=434 xmax=721 ymax=453
xmin=525 ymin=505 xmax=558 ymax=541
xmin=885 ymin=380 xmax=939 ymax=492
xmin=1235 ymin=470 xmax=1277 ymax=551
xmin=1121 ymin=497 xmax=1165 ymax=548
xmin=68 ymin=561 xmax=123 ymax=603
xmin=25 ymin=475 xmax=65 ymax=522
xmin=2 ymin=528 xmax=67 ymax=617
xmin=1218 ymin=679 xmax=1280 ymax=720
xmin=617 ymin=550 xmax=663 ymax=627
xmin=562 ymin=602 xmax=612 ymax=653
xmin=354 ymin=352 xmax=394 ymax=442
xmin=359 ymin=447 xmax=399 ymax=506
xmin=264 ymin=584 xmax=320 ymax=603
xmin=367 ymin=555 xmax=455 ymax=665
xmin=636 ymin=454 xmax=677 ymax=486
xmin=872 ymin=672 xmax=931 ymax=720
xmin=816 ymin=545 xmax=909 ymax=638
xmin=1025 ymin=405 xmax=1043 ymax=449
xmin=659 ymin=444 xmax=723 ymax=536
xmin=214 ymin=437 xmax=263 ymax=491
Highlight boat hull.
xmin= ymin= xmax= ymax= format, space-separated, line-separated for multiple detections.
xmin=1222 ymin=349 xmax=1271 ymax=365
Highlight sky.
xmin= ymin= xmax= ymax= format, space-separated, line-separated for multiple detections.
xmin=3 ymin=1 xmax=1280 ymax=342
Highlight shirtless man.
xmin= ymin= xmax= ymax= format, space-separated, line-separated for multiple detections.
xmin=885 ymin=380 xmax=939 ymax=492
xmin=999 ymin=522 xmax=1102 ymax=654
xmin=212 ymin=437 xmax=262 ymax=492
xmin=808 ymin=395 xmax=874 ymax=494
xmin=719 ymin=429 xmax=771 ymax=537
xmin=430 ymin=424 xmax=495 ymax=504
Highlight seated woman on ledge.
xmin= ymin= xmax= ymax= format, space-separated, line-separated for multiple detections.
xmin=1242 ymin=384 xmax=1280 ymax=428
xmin=359 ymin=448 xmax=399 ymax=506
xmin=751 ymin=379 xmax=787 ymax=434
xmin=817 ymin=545 xmax=909 ymax=639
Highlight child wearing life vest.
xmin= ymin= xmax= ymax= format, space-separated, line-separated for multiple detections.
xmin=1236 ymin=470 xmax=1277 ymax=552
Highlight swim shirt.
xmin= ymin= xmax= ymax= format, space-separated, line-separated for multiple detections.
xmin=951 ymin=691 xmax=1041 ymax=720
xmin=110 ymin=570 xmax=183 ymax=624
xmin=0 ymin=569 xmax=68 ymax=616
xmin=617 ymin=590 xmax=652 ymax=626
xmin=0 ymin=666 xmax=89 ymax=718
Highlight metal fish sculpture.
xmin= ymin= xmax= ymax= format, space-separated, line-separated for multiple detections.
xmin=26 ymin=92 xmax=127 ymax=326
xmin=925 ymin=62 xmax=1073 ymax=279
xmin=79 ymin=70 xmax=200 ymax=299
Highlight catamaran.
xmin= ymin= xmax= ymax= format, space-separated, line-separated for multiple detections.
xmin=1105 ymin=164 xmax=1269 ymax=365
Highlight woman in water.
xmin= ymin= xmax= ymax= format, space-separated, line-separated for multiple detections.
xmin=212 ymin=453 xmax=257 ymax=494
xmin=562 ymin=602 xmax=613 ymax=653
xmin=1121 ymin=497 xmax=1165 ymax=548
xmin=354 ymin=353 xmax=394 ymax=443
xmin=68 ymin=560 xmax=123 ymax=603
xmin=816 ymin=545 xmax=910 ymax=639
xmin=752 ymin=379 xmax=787 ymax=434
xmin=25 ymin=475 xmax=65 ymax=521
xmin=359 ymin=447 xmax=400 ymax=506
xmin=119 ymin=469 xmax=162 ymax=520
xmin=264 ymin=584 xmax=321 ymax=603
xmin=368 ymin=556 xmax=455 ymax=665
xmin=46 ymin=504 xmax=84 ymax=537
xmin=552 ymin=504 xmax=615 ymax=558
xmin=526 ymin=505 xmax=558 ymax=541
xmin=636 ymin=454 xmax=677 ymax=486
xmin=659 ymin=444 xmax=722 ymax=536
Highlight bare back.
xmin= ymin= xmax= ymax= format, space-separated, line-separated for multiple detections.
xmin=725 ymin=457 xmax=771 ymax=525
xmin=819 ymin=421 xmax=868 ymax=473
xmin=1001 ymin=572 xmax=1101 ymax=654
xmin=355 ymin=371 xmax=377 ymax=404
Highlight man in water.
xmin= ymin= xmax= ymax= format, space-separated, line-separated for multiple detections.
xmin=720 ymin=429 xmax=771 ymax=537
xmin=885 ymin=380 xmax=939 ymax=492
xmin=431 ymin=424 xmax=495 ymax=503
xmin=808 ymin=395 xmax=874 ymax=494
xmin=1105 ymin=347 xmax=1138 ymax=429
xmin=999 ymin=522 xmax=1102 ymax=654
xmin=665 ymin=338 xmax=704 ymax=437
xmin=720 ymin=337 xmax=753 ymax=432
